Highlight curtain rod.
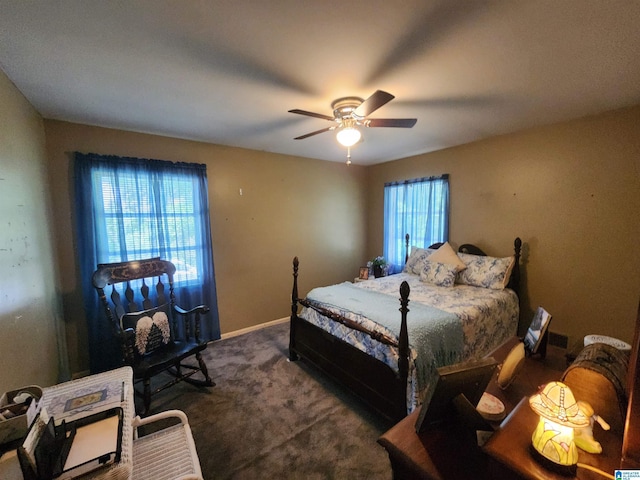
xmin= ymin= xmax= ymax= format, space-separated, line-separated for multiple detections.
xmin=384 ymin=173 xmax=448 ymax=187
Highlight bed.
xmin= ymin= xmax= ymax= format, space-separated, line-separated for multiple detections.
xmin=289 ymin=237 xmax=522 ymax=422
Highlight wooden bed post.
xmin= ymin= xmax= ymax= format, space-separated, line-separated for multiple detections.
xmin=398 ymin=281 xmax=410 ymax=416
xmin=289 ymin=256 xmax=299 ymax=361
xmin=511 ymin=237 xmax=522 ymax=296
xmin=405 ymin=233 xmax=410 ymax=264
xmin=508 ymin=237 xmax=523 ymax=337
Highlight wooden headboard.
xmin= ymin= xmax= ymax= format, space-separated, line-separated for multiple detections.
xmin=414 ymin=236 xmax=522 ymax=298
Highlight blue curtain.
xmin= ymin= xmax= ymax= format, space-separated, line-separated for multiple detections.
xmin=383 ymin=175 xmax=449 ymax=273
xmin=74 ymin=152 xmax=220 ymax=373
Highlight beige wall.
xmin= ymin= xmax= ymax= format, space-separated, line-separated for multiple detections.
xmin=4 ymin=64 xmax=638 ymax=380
xmin=43 ymin=120 xmax=368 ymax=376
xmin=367 ymin=106 xmax=640 ymax=349
xmin=0 ymin=70 xmax=63 ymax=390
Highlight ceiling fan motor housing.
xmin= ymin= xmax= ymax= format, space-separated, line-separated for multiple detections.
xmin=331 ymin=97 xmax=364 ymax=121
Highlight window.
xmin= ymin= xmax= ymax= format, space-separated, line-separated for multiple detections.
xmin=94 ymin=165 xmax=203 ymax=285
xmin=383 ymin=175 xmax=449 ymax=272
xmin=74 ymin=152 xmax=220 ymax=373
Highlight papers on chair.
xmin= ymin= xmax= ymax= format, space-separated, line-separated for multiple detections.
xmin=17 ymin=408 xmax=49 ymax=472
xmin=17 ymin=406 xmax=124 ymax=480
xmin=59 ymin=411 xmax=122 ymax=479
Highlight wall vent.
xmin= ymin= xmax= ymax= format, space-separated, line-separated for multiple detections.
xmin=548 ymin=331 xmax=568 ymax=349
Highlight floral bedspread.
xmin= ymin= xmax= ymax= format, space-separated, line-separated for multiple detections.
xmin=299 ymin=272 xmax=519 ymax=413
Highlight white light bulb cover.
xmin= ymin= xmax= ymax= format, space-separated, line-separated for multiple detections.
xmin=336 ymin=127 xmax=361 ymax=147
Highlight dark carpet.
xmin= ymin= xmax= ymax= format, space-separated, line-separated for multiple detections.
xmin=148 ymin=322 xmax=395 ymax=480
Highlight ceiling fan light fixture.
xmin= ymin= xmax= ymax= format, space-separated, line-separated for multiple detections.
xmin=336 ymin=126 xmax=361 ymax=147
xmin=289 ymin=90 xmax=416 ymax=153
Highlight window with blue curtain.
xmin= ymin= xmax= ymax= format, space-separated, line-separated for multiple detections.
xmin=74 ymin=152 xmax=220 ymax=373
xmin=383 ymin=174 xmax=449 ymax=273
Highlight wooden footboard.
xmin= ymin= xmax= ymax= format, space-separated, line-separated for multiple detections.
xmin=289 ymin=256 xmax=411 ymax=422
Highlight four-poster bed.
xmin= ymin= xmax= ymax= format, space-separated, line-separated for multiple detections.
xmin=289 ymin=237 xmax=522 ymax=422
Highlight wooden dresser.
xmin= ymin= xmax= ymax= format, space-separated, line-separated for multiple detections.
xmin=377 ymin=340 xmax=567 ymax=480
xmin=484 ymin=397 xmax=623 ymax=479
xmin=485 ymin=304 xmax=640 ymax=479
xmin=378 ymin=304 xmax=640 ymax=480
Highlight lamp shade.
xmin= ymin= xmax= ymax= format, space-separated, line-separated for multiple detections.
xmin=529 ymin=381 xmax=589 ymax=469
xmin=336 ymin=126 xmax=361 ymax=147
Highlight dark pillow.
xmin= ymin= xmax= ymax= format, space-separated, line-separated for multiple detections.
xmin=121 ymin=303 xmax=172 ymax=356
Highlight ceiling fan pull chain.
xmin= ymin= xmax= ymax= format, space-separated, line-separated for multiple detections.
xmin=346 ymin=147 xmax=352 ymax=165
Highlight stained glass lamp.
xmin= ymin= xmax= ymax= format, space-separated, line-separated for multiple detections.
xmin=528 ymin=381 xmax=589 ymax=474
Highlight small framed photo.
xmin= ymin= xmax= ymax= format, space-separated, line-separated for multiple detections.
xmin=524 ymin=307 xmax=552 ymax=354
xmin=358 ymin=267 xmax=369 ymax=280
xmin=415 ymin=357 xmax=498 ymax=433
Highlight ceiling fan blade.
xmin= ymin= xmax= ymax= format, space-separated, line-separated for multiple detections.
xmin=366 ymin=118 xmax=417 ymax=128
xmin=354 ymin=90 xmax=395 ymax=118
xmin=288 ymin=109 xmax=335 ymax=122
xmin=294 ymin=126 xmax=334 ymax=140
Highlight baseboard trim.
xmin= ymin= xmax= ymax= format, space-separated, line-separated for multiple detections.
xmin=219 ymin=317 xmax=289 ymax=341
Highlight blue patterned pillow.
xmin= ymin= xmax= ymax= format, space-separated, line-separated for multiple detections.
xmin=456 ymin=253 xmax=515 ymax=290
xmin=403 ymin=247 xmax=435 ymax=274
xmin=419 ymin=260 xmax=459 ymax=287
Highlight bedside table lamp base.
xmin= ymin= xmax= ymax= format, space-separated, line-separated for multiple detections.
xmin=528 ymin=382 xmax=589 ymax=477
xmin=529 ymin=445 xmax=577 ymax=477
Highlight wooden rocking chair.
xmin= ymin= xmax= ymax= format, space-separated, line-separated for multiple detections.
xmin=92 ymin=257 xmax=214 ymax=415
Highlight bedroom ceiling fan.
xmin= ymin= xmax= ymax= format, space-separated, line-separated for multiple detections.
xmin=288 ymin=90 xmax=417 ymax=164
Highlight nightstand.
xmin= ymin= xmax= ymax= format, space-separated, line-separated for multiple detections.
xmin=483 ymin=397 xmax=622 ymax=479
xmin=377 ymin=340 xmax=567 ymax=480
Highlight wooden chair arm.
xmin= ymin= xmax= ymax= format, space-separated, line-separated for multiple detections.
xmin=174 ymin=304 xmax=210 ymax=316
xmin=173 ymin=304 xmax=209 ymax=344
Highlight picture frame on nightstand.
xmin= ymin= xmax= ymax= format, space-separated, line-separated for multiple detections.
xmin=358 ymin=267 xmax=369 ymax=280
xmin=524 ymin=306 xmax=552 ymax=355
xmin=415 ymin=357 xmax=498 ymax=433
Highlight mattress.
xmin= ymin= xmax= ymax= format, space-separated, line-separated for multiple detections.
xmin=299 ymin=272 xmax=519 ymax=412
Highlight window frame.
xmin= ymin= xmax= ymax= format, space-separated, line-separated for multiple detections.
xmin=383 ymin=174 xmax=450 ymax=272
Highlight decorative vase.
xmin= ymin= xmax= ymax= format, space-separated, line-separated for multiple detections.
xmin=373 ymin=265 xmax=383 ymax=278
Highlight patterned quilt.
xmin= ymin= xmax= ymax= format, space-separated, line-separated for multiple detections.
xmin=300 ymin=273 xmax=519 ymax=412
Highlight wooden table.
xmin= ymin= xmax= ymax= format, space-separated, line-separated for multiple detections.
xmin=377 ymin=340 xmax=568 ymax=480
xmin=483 ymin=397 xmax=622 ymax=480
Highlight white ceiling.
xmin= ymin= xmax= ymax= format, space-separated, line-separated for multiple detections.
xmin=1 ymin=1 xmax=639 ymax=166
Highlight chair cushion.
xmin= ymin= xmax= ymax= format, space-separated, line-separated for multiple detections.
xmin=121 ymin=304 xmax=173 ymax=356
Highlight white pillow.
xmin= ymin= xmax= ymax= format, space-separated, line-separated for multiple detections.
xmin=419 ymin=260 xmax=459 ymax=287
xmin=427 ymin=242 xmax=466 ymax=271
xmin=456 ymin=253 xmax=515 ymax=290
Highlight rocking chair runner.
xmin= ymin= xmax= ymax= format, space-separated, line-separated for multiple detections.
xmin=92 ymin=257 xmax=214 ymax=415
